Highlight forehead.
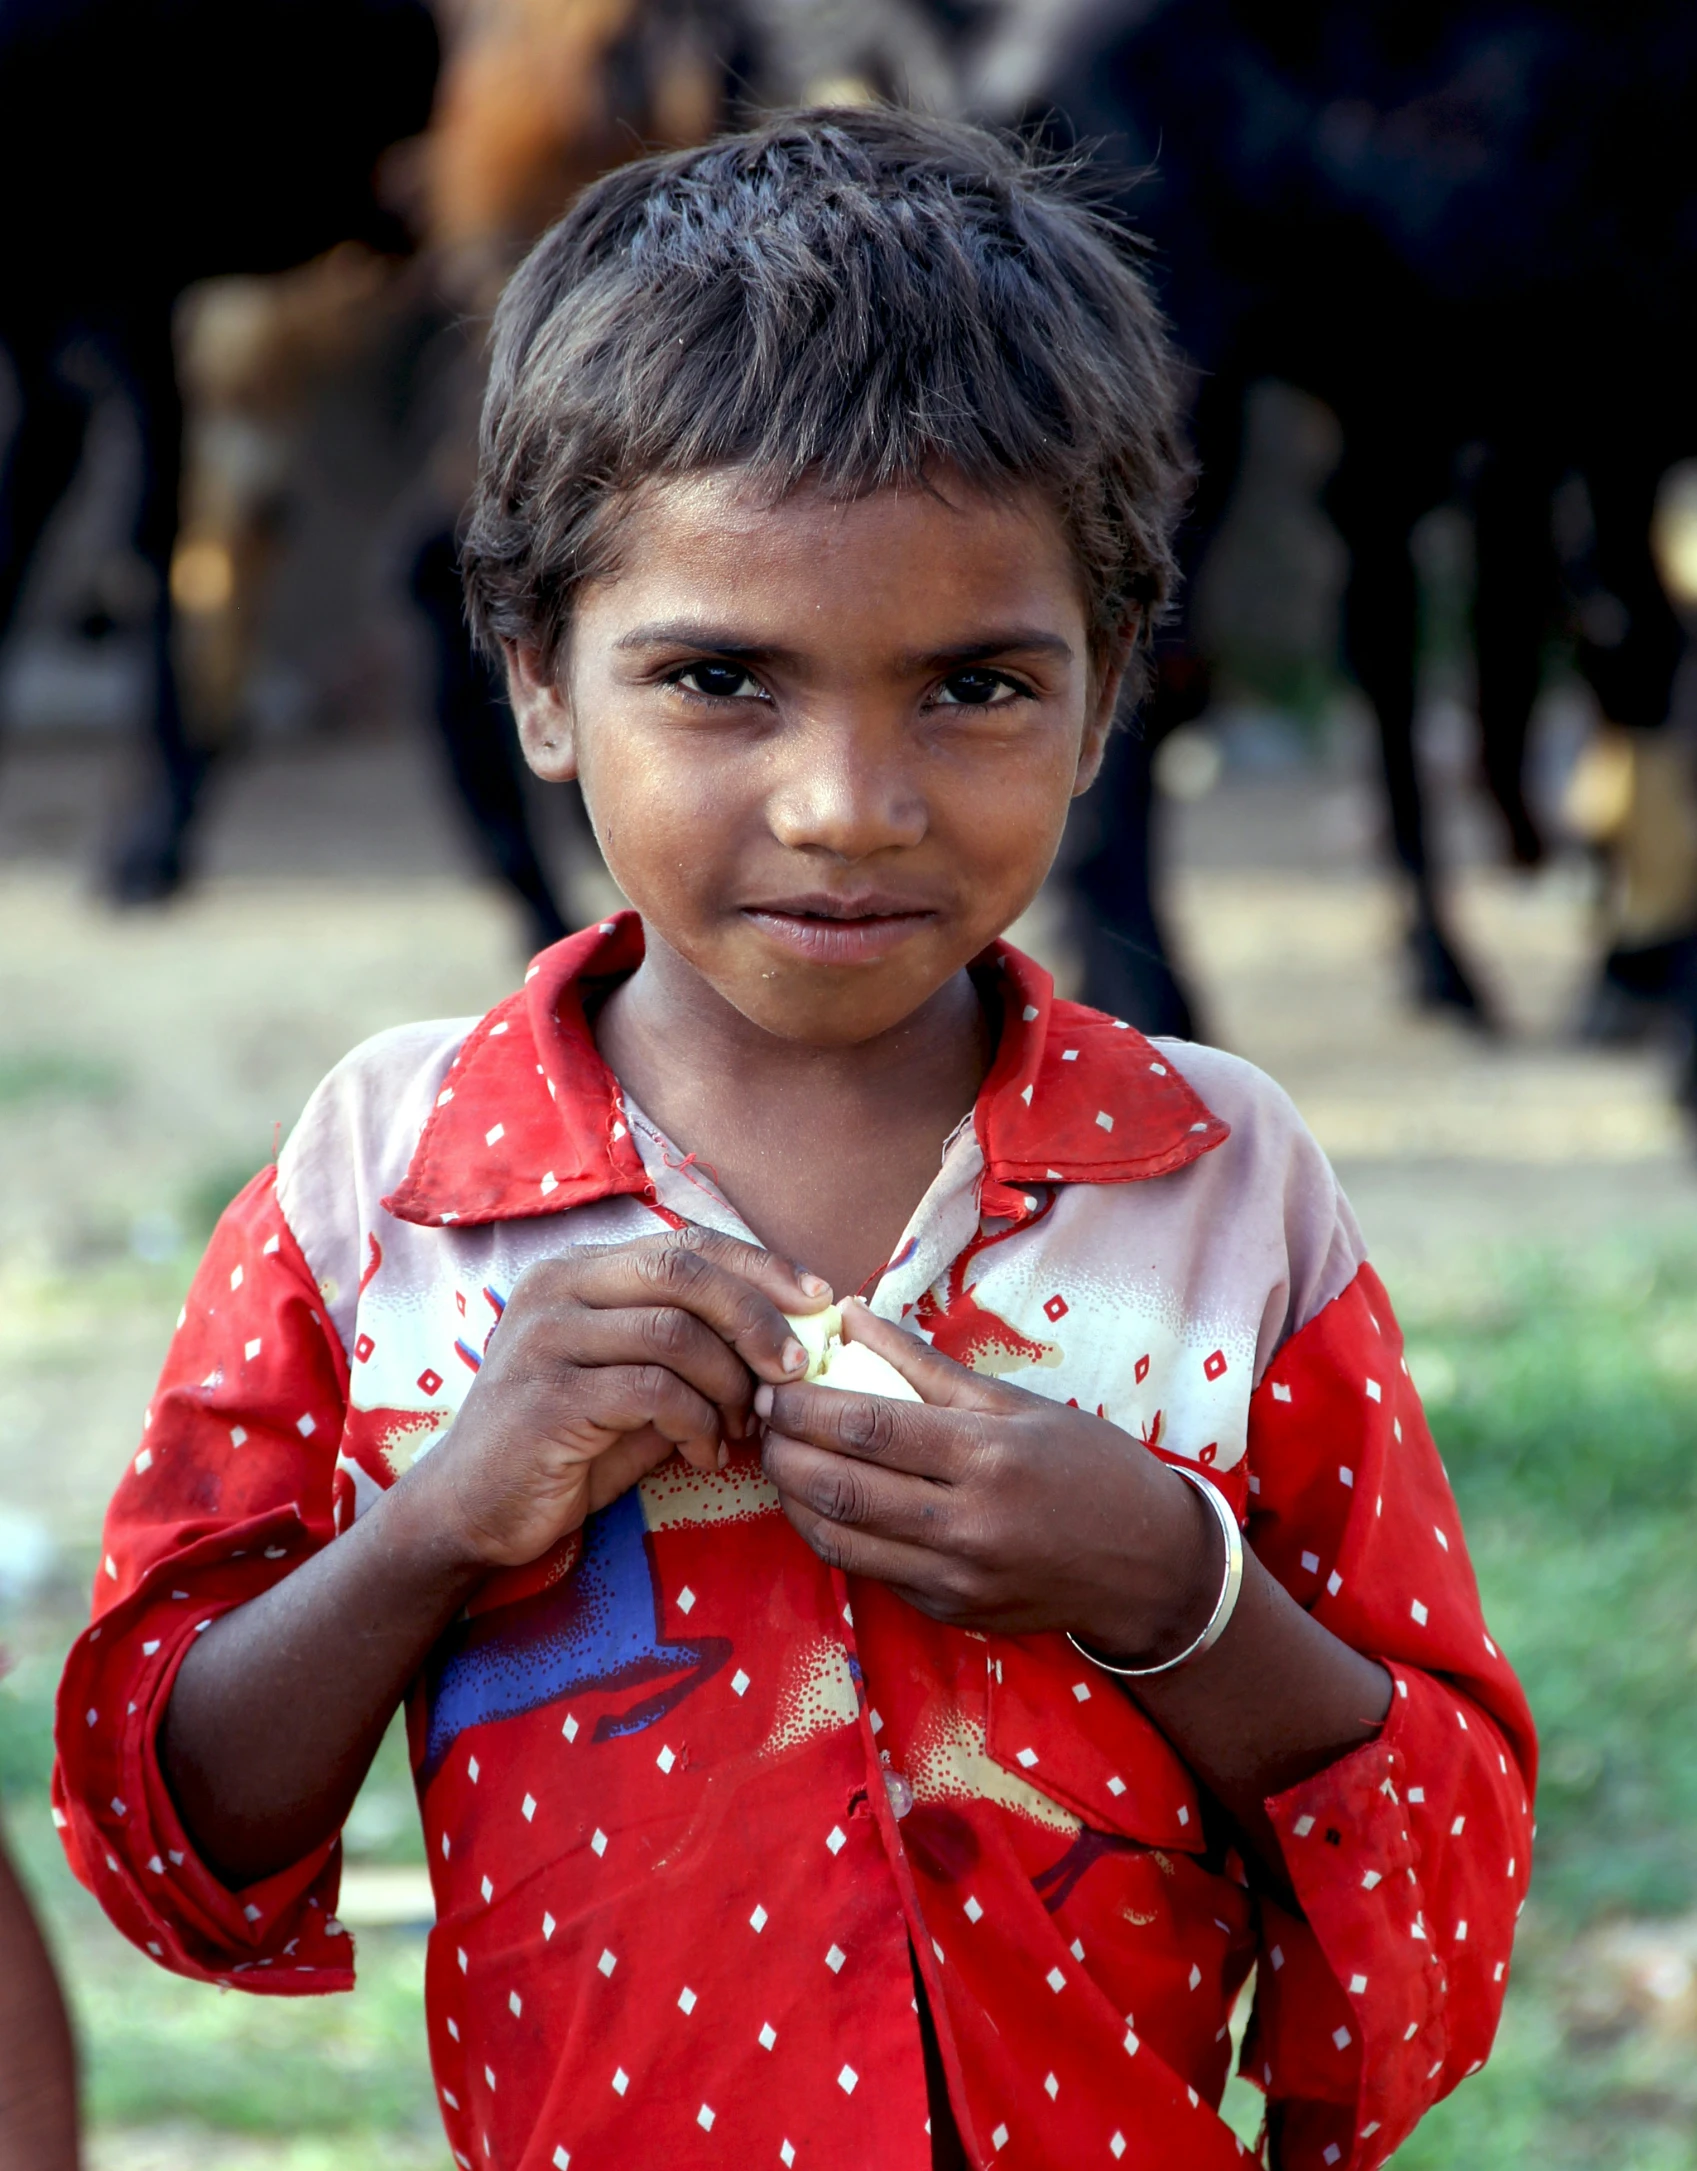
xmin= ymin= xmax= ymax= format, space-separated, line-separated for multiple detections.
xmin=577 ymin=468 xmax=1088 ymax=642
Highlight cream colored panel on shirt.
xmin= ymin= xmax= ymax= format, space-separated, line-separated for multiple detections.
xmin=276 ymin=1015 xmax=477 ymax=1360
xmin=272 ymin=1015 xmax=1367 ymax=1505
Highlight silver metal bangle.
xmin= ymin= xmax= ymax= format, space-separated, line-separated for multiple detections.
xmin=1066 ymin=1464 xmax=1245 ymax=1679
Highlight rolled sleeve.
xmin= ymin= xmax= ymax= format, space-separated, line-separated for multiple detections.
xmin=52 ymin=1168 xmax=358 ymax=1993
xmin=1242 ymin=1263 xmax=1536 ymax=2168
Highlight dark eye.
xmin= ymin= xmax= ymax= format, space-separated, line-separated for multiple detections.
xmin=935 ymin=668 xmax=1020 ymax=708
xmin=672 ymin=662 xmax=765 ymax=700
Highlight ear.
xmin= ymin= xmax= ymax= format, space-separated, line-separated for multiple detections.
xmin=504 ymin=641 xmax=578 ymax=782
xmin=1072 ymin=615 xmax=1138 ymax=796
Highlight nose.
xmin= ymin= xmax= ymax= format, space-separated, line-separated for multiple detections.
xmin=764 ymin=711 xmax=928 ymax=862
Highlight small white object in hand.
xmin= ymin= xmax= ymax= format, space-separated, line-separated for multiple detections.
xmin=783 ymin=1304 xmax=922 ymax=1402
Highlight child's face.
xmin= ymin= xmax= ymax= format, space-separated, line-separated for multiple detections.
xmin=507 ymin=469 xmax=1124 ymax=1047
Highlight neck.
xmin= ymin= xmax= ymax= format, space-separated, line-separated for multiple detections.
xmin=596 ymin=930 xmax=992 ymax=1132
xmin=591 ymin=930 xmax=994 ymax=1293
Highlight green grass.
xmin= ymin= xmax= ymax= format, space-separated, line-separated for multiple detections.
xmin=1408 ymin=1243 xmax=1697 ymax=1929
xmin=3 ymin=1678 xmax=437 ymax=2161
xmin=183 ymin=1159 xmax=274 ymax=1242
xmin=4 ymin=1234 xmax=1695 ymax=2163
xmin=0 ymin=1052 xmax=124 ymax=1106
xmin=72 ymin=1906 xmax=435 ymax=2138
xmin=1390 ymin=1968 xmax=1697 ymax=2171
xmin=1380 ymin=1239 xmax=1697 ymax=2167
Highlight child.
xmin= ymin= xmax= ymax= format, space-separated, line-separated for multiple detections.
xmin=0 ymin=1785 xmax=80 ymax=2168
xmin=54 ymin=109 xmax=1534 ymax=2171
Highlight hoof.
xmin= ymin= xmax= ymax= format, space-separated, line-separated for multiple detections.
xmin=105 ymin=820 xmax=189 ymax=907
xmin=1406 ymin=920 xmax=1493 ymax=1027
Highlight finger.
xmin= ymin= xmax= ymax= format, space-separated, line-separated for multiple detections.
xmin=571 ymin=1230 xmax=833 ymax=1384
xmin=756 ymin=1375 xmax=977 ymax=1482
xmin=585 ymin=1426 xmax=684 ymax=1516
xmin=837 ymin=1300 xmax=1029 ymax=1413
xmin=676 ymin=1429 xmax=725 ymax=1476
xmin=561 ymin=1302 xmax=762 ymax=1436
xmin=568 ymin=1361 xmax=721 ymax=1453
xmin=777 ymin=1488 xmax=968 ymax=1598
xmin=762 ymin=1430 xmax=955 ymax=1544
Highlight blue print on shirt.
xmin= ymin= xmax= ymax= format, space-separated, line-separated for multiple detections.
xmin=421 ymin=1486 xmax=730 ymax=1776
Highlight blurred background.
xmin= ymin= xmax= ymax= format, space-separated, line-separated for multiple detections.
xmin=2 ymin=1 xmax=1697 ymax=2164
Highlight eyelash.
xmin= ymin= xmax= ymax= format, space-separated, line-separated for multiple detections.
xmin=664 ymin=663 xmax=769 ymax=703
xmin=662 ymin=664 xmax=1036 ymax=708
xmin=933 ymin=668 xmax=1033 ymax=709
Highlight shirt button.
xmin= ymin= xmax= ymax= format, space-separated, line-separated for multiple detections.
xmin=883 ymin=1768 xmax=915 ymax=1819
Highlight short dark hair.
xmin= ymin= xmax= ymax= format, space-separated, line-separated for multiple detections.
xmin=462 ymin=106 xmax=1190 ymax=689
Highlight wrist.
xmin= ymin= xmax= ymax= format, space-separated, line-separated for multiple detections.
xmin=1078 ymin=1461 xmax=1223 ymax=1668
xmin=374 ymin=1456 xmax=497 ymax=1596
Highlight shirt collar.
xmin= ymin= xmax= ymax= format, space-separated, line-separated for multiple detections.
xmin=382 ymin=911 xmax=1228 ymax=1229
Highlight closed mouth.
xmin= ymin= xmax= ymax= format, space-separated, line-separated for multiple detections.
xmin=743 ymin=892 xmax=935 ymax=922
xmin=740 ymin=895 xmax=940 ymax=963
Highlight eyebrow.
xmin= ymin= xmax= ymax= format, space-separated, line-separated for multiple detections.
xmin=613 ymin=622 xmax=776 ymax=656
xmin=898 ymin=630 xmax=1075 ymax=669
xmin=612 ymin=621 xmax=1076 ymax=666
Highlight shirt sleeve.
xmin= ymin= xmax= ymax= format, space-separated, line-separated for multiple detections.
xmin=1238 ymin=1261 xmax=1536 ymax=2170
xmin=51 ymin=1166 xmax=360 ymax=1995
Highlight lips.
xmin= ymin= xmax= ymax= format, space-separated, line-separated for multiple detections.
xmin=741 ymin=892 xmax=939 ymax=966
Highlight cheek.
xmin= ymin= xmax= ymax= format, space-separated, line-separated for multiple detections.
xmin=576 ymin=726 xmax=746 ymax=894
xmin=938 ymin=733 xmax=1078 ymax=877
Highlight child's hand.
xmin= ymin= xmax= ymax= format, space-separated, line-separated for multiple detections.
xmin=755 ymin=1302 xmax=1219 ymax=1662
xmin=413 ymin=1229 xmax=830 ymax=1571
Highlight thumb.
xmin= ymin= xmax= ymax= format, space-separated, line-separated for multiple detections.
xmin=584 ymin=1427 xmax=688 ymax=1516
xmin=838 ymin=1298 xmax=1023 ymax=1413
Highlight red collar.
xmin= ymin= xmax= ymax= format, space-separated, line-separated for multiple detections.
xmin=383 ymin=912 xmax=1228 ymax=1228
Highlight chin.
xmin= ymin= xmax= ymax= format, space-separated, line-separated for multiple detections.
xmin=737 ymin=989 xmax=902 ymax=1045
xmin=724 ymin=965 xmax=929 ymax=1046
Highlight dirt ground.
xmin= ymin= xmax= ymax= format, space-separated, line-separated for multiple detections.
xmin=2 ymin=717 xmax=1694 ymax=2166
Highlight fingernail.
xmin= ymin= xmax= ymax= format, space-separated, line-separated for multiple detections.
xmin=781 ymin=1337 xmax=807 ymax=1374
xmin=798 ymin=1272 xmax=833 ymax=1299
xmin=754 ymin=1384 xmax=774 ymax=1418
xmin=717 ymin=1441 xmax=729 ymax=1471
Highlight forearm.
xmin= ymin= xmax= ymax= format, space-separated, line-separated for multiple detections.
xmin=162 ymin=1466 xmax=484 ymax=1887
xmin=161 ymin=1234 xmax=823 ymax=1888
xmin=1130 ymin=1537 xmax=1392 ymax=1875
xmin=0 ymin=1829 xmax=79 ymax=2171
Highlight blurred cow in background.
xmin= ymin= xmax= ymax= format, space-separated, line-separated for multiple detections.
xmin=399 ymin=0 xmax=737 ymax=948
xmin=0 ymin=0 xmax=438 ymax=898
xmin=152 ymin=0 xmax=972 ymax=949
xmin=973 ymin=0 xmax=1697 ymax=1100
xmin=403 ymin=0 xmax=991 ymax=946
